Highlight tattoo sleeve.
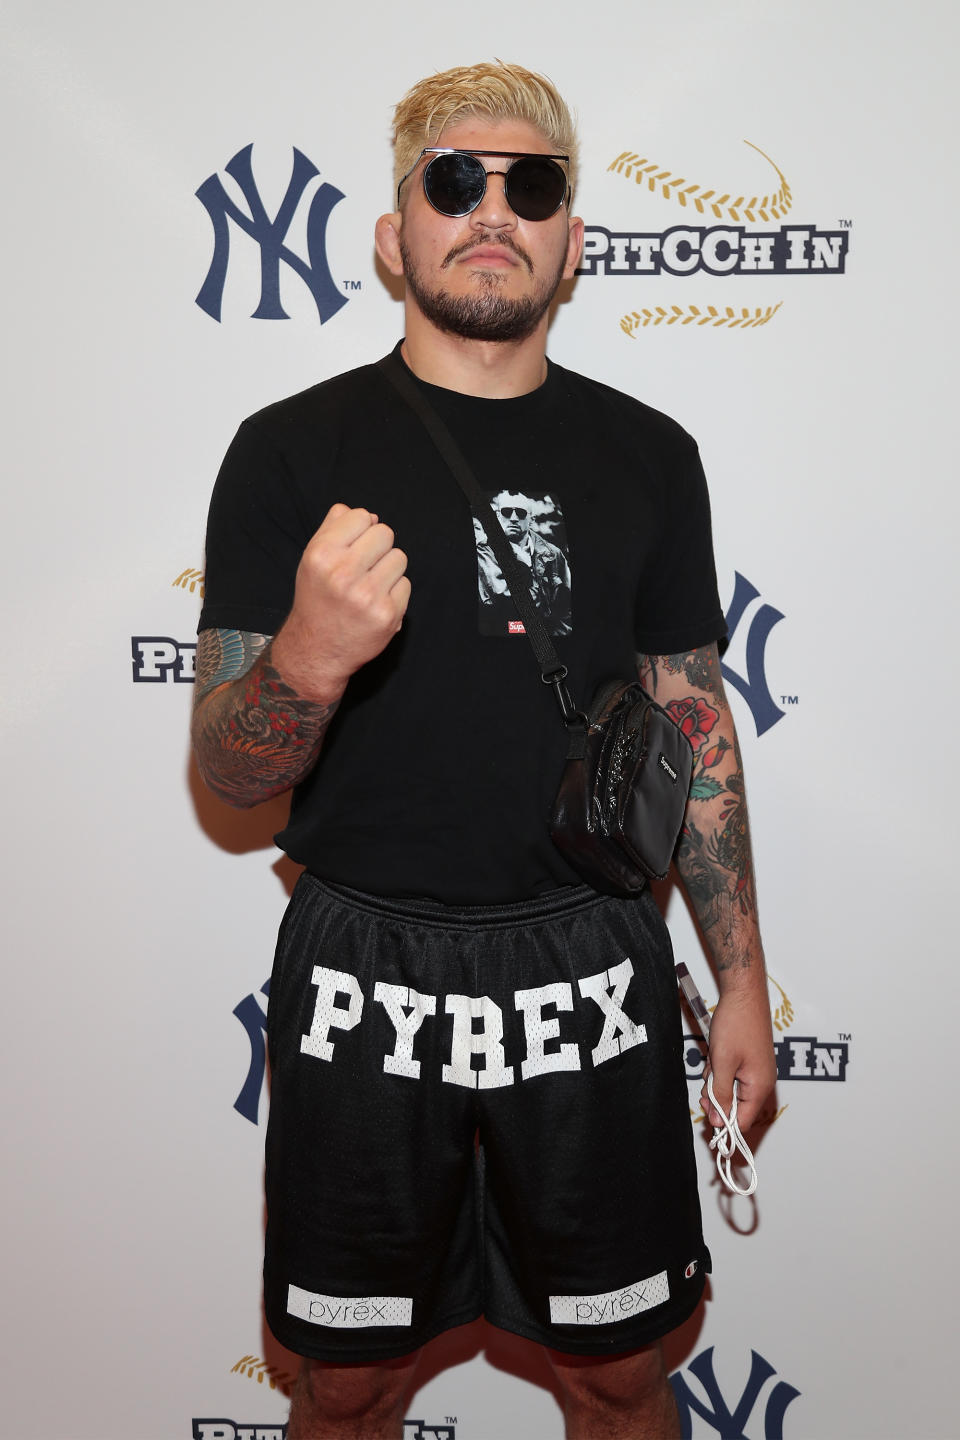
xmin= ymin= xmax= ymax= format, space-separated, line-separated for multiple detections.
xmin=638 ymin=645 xmax=763 ymax=977
xmin=191 ymin=628 xmax=339 ymax=808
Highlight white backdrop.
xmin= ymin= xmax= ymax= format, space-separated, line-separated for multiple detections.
xmin=3 ymin=3 xmax=956 ymax=1437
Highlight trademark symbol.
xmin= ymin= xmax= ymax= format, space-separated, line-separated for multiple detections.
xmin=839 ymin=1032 xmax=851 ymax=1042
xmin=342 ymin=279 xmax=362 ymax=291
xmin=445 ymin=1418 xmax=458 ymax=1426
xmin=839 ymin=218 xmax=853 ymax=228
xmin=780 ymin=694 xmax=799 ymax=705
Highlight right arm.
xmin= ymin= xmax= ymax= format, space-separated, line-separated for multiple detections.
xmin=191 ymin=502 xmax=410 ymax=809
xmin=191 ymin=629 xmax=341 ymax=808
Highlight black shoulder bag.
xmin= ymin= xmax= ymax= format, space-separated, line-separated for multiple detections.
xmin=377 ymin=353 xmax=694 ymax=897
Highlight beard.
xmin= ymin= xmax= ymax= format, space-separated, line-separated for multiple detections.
xmin=399 ymin=235 xmax=566 ymax=343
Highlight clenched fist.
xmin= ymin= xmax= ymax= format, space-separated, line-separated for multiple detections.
xmin=271 ymin=503 xmax=411 ymax=703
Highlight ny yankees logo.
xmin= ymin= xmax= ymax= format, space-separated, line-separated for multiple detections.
xmin=195 ymin=144 xmax=347 ymax=323
xmin=233 ymin=981 xmax=270 ymax=1123
xmin=670 ymin=1347 xmax=801 ymax=1439
xmin=721 ymin=572 xmax=785 ymax=737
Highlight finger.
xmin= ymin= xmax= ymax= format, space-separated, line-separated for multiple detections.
xmin=702 ymin=1068 xmax=735 ymax=1125
xmin=700 ymin=1089 xmax=724 ymax=1127
xmin=729 ymin=1085 xmax=763 ymax=1134
xmin=392 ymin=575 xmax=412 ymax=620
xmin=368 ymin=545 xmax=409 ymax=591
xmin=318 ymin=505 xmax=380 ymax=545
xmin=347 ymin=521 xmax=401 ymax=570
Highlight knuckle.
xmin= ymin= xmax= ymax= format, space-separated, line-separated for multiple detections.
xmin=325 ymin=562 xmax=354 ymax=600
xmin=371 ymin=599 xmax=395 ymax=630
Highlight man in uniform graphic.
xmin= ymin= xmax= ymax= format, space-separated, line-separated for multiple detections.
xmin=193 ymin=60 xmax=776 ymax=1440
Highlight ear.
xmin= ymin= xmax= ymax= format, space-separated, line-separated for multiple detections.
xmin=375 ymin=212 xmax=405 ymax=278
xmin=562 ymin=215 xmax=585 ymax=279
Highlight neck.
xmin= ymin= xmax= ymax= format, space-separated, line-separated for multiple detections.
xmin=400 ymin=307 xmax=549 ymax=398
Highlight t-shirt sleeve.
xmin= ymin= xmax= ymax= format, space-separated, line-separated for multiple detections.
xmin=633 ymin=432 xmax=727 ymax=656
xmin=197 ymin=418 xmax=314 ymax=635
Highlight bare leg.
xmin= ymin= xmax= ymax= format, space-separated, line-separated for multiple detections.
xmin=287 ymin=1352 xmax=421 ymax=1440
xmin=548 ymin=1343 xmax=681 ymax=1440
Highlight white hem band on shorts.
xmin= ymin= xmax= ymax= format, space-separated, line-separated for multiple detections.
xmin=287 ymin=1284 xmax=413 ymax=1328
xmin=549 ymin=1270 xmax=670 ymax=1325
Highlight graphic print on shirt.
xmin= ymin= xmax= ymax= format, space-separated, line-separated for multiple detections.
xmin=474 ymin=491 xmax=572 ymax=637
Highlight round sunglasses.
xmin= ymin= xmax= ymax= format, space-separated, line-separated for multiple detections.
xmin=398 ymin=149 xmax=571 ymax=222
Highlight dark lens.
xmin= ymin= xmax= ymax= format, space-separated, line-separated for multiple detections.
xmin=505 ymin=157 xmax=567 ymax=220
xmin=423 ymin=153 xmax=487 ymax=216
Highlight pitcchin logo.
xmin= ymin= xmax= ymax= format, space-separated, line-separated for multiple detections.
xmin=577 ymin=140 xmax=848 ymax=334
xmin=230 ymin=1355 xmax=296 ymax=1394
xmin=173 ymin=567 xmax=205 ymax=598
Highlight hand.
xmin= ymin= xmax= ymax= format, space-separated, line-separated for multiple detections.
xmin=271 ymin=503 xmax=411 ymax=702
xmin=700 ymin=987 xmax=777 ymax=1133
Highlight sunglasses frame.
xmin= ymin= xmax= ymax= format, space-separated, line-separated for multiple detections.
xmin=397 ymin=148 xmax=571 ymax=220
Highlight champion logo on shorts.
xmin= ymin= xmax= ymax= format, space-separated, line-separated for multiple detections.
xmin=549 ymin=1270 xmax=670 ymax=1325
xmin=287 ymin=1284 xmax=413 ymax=1328
xmin=685 ymin=1259 xmax=699 ymax=1279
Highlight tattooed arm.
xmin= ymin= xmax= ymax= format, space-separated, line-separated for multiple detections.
xmin=639 ymin=643 xmax=777 ymax=1130
xmin=191 ymin=629 xmax=341 ymax=808
xmin=192 ymin=502 xmax=411 ymax=808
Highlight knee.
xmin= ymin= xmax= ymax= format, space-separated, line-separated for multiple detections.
xmin=295 ymin=1353 xmax=419 ymax=1427
xmin=548 ymin=1344 xmax=669 ymax=1414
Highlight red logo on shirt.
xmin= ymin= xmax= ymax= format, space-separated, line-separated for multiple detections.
xmin=508 ymin=620 xmax=527 ymax=635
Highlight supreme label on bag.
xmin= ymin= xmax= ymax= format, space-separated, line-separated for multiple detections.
xmin=658 ymin=753 xmax=679 ymax=782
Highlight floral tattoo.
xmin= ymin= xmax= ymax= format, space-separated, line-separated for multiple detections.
xmin=640 ymin=646 xmax=757 ymax=961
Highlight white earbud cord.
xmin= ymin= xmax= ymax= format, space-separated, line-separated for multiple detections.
xmin=706 ymin=1074 xmax=758 ymax=1197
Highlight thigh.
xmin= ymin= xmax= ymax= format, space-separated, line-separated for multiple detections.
xmin=263 ymin=876 xmax=482 ymax=1362
xmin=474 ymin=888 xmax=710 ymax=1353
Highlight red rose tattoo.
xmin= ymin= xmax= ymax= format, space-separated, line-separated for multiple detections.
xmin=666 ymin=696 xmax=720 ymax=752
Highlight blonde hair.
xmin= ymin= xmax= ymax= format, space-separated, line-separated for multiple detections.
xmin=392 ymin=60 xmax=578 ymax=205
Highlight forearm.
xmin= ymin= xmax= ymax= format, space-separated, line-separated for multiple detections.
xmin=640 ymin=644 xmax=776 ymax=1123
xmin=675 ymin=735 xmax=765 ymax=995
xmin=640 ymin=651 xmax=766 ymax=995
xmin=191 ymin=632 xmax=340 ymax=808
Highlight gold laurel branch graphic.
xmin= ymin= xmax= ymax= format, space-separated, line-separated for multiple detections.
xmin=230 ymin=1355 xmax=296 ymax=1394
xmin=607 ymin=141 xmax=792 ymax=223
xmin=620 ymin=303 xmax=782 ymax=334
xmin=767 ymin=974 xmax=795 ymax=1033
xmin=172 ymin=566 xmax=206 ymax=597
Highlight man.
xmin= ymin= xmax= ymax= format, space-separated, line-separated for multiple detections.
xmin=477 ymin=491 xmax=572 ymax=635
xmin=192 ymin=61 xmax=776 ymax=1440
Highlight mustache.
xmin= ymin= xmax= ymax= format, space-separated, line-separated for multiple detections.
xmin=441 ymin=233 xmax=534 ymax=274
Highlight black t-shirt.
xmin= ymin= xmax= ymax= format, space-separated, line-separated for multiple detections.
xmin=199 ymin=346 xmax=726 ymax=903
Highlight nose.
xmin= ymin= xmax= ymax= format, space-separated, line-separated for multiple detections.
xmin=469 ymin=168 xmax=517 ymax=231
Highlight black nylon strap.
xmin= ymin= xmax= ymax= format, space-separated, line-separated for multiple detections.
xmin=376 ymin=352 xmax=586 ymax=729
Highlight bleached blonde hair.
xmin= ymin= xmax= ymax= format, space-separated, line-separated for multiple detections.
xmin=392 ymin=61 xmax=579 ymax=206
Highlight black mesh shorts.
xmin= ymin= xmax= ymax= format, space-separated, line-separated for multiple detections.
xmin=263 ymin=875 xmax=709 ymax=1362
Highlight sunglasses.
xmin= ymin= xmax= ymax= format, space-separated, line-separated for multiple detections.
xmin=498 ymin=506 xmax=529 ymax=519
xmin=398 ymin=149 xmax=570 ymax=221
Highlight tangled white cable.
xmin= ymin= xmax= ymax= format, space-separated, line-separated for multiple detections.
xmin=706 ymin=1074 xmax=758 ymax=1197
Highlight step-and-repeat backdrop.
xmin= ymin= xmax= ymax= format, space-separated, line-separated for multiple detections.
xmin=4 ymin=3 xmax=955 ymax=1437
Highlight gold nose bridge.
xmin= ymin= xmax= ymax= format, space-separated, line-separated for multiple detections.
xmin=473 ymin=168 xmax=512 ymax=212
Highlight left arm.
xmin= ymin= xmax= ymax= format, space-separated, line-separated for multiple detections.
xmin=638 ymin=643 xmax=777 ymax=1130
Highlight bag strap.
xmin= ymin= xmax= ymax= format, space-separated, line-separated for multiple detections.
xmin=376 ymin=352 xmax=586 ymax=731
